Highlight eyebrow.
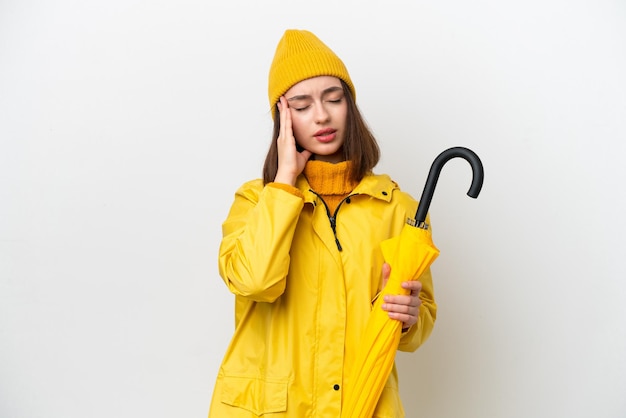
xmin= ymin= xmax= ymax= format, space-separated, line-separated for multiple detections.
xmin=287 ymin=86 xmax=343 ymax=102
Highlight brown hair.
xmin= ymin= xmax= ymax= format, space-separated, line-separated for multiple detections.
xmin=262 ymin=80 xmax=380 ymax=184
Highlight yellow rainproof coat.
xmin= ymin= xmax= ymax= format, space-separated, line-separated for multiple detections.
xmin=209 ymin=172 xmax=436 ymax=418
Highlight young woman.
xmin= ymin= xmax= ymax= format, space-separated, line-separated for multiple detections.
xmin=209 ymin=29 xmax=437 ymax=418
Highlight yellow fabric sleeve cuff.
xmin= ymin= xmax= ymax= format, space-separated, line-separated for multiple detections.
xmin=267 ymin=182 xmax=304 ymax=199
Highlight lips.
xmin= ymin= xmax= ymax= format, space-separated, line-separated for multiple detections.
xmin=314 ymin=128 xmax=337 ymax=143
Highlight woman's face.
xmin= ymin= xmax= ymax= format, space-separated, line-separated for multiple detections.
xmin=284 ymin=76 xmax=348 ymax=163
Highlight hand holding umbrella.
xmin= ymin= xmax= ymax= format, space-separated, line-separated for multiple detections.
xmin=340 ymin=146 xmax=484 ymax=418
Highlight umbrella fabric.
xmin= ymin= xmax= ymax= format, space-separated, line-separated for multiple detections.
xmin=341 ymin=224 xmax=439 ymax=418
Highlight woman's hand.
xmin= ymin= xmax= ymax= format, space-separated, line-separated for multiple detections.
xmin=380 ymin=263 xmax=422 ymax=330
xmin=274 ymin=96 xmax=312 ymax=186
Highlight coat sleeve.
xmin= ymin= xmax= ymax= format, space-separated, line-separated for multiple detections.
xmin=218 ymin=180 xmax=305 ymax=303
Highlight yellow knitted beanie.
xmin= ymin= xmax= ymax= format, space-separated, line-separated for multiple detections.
xmin=268 ymin=29 xmax=356 ymax=115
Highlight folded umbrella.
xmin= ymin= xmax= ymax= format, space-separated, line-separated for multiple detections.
xmin=341 ymin=146 xmax=484 ymax=418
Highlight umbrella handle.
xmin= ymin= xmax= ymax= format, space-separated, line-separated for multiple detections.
xmin=414 ymin=146 xmax=484 ymax=224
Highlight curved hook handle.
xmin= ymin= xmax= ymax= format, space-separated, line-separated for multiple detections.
xmin=415 ymin=146 xmax=484 ymax=224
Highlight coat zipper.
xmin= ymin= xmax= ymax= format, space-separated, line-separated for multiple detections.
xmin=310 ymin=191 xmax=357 ymax=252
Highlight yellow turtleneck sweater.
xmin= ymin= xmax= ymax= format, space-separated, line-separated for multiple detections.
xmin=268 ymin=160 xmax=359 ymax=214
xmin=303 ymin=160 xmax=358 ymax=213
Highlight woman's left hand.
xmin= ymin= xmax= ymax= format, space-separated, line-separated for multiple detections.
xmin=380 ymin=263 xmax=422 ymax=330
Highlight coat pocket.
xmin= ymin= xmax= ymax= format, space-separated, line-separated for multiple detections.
xmin=220 ymin=374 xmax=289 ymax=415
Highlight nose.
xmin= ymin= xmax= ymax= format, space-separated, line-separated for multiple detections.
xmin=314 ymin=102 xmax=330 ymax=124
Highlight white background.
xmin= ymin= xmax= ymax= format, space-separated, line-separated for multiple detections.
xmin=1 ymin=1 xmax=625 ymax=417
